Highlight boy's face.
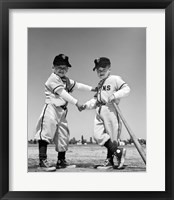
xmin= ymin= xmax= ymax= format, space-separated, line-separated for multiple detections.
xmin=96 ymin=66 xmax=111 ymax=80
xmin=53 ymin=65 xmax=68 ymax=77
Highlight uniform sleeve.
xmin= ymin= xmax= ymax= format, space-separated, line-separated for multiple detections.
xmin=46 ymin=75 xmax=64 ymax=94
xmin=113 ymin=76 xmax=130 ymax=99
xmin=85 ymin=98 xmax=97 ymax=110
xmin=74 ymin=82 xmax=92 ymax=91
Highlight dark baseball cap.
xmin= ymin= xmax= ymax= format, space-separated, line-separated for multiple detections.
xmin=53 ymin=54 xmax=72 ymax=67
xmin=93 ymin=57 xmax=111 ymax=71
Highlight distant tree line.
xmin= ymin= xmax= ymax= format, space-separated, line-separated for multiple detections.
xmin=28 ymin=136 xmax=146 ymax=145
xmin=69 ymin=135 xmax=93 ymax=145
xmin=120 ymin=138 xmax=146 ymax=145
xmin=28 ymin=139 xmax=55 ymax=144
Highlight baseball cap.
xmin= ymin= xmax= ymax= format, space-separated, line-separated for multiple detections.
xmin=53 ymin=54 xmax=72 ymax=67
xmin=93 ymin=57 xmax=111 ymax=71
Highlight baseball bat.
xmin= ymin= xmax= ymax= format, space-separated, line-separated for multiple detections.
xmin=112 ymin=102 xmax=146 ymax=164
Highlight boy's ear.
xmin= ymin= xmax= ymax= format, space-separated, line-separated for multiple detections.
xmin=108 ymin=65 xmax=111 ymax=70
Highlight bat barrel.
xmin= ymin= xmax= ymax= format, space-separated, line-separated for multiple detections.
xmin=112 ymin=102 xmax=146 ymax=164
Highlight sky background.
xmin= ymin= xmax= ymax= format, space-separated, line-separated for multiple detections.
xmin=28 ymin=28 xmax=146 ymax=142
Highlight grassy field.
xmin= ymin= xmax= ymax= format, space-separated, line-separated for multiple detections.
xmin=28 ymin=143 xmax=146 ymax=172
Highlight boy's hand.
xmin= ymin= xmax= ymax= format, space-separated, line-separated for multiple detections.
xmin=108 ymin=96 xmax=120 ymax=105
xmin=108 ymin=94 xmax=115 ymax=102
xmin=76 ymin=102 xmax=86 ymax=111
xmin=79 ymin=104 xmax=86 ymax=111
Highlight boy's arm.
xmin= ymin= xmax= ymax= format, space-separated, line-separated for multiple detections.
xmin=70 ymin=80 xmax=96 ymax=92
xmin=55 ymin=88 xmax=78 ymax=104
xmin=74 ymin=82 xmax=92 ymax=91
xmin=55 ymin=88 xmax=84 ymax=111
xmin=84 ymin=98 xmax=97 ymax=110
xmin=109 ymin=84 xmax=130 ymax=102
xmin=113 ymin=84 xmax=130 ymax=99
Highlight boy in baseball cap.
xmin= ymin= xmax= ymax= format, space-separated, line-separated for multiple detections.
xmin=34 ymin=54 xmax=96 ymax=171
xmin=82 ymin=57 xmax=130 ymax=169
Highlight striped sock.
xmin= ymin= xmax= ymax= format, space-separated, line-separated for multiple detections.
xmin=39 ymin=140 xmax=48 ymax=161
xmin=58 ymin=152 xmax=66 ymax=160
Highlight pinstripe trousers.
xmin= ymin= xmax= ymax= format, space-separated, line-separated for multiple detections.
xmin=34 ymin=103 xmax=69 ymax=152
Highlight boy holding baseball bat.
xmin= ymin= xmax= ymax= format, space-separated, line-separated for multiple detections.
xmin=34 ymin=54 xmax=96 ymax=172
xmin=81 ymin=57 xmax=130 ymax=169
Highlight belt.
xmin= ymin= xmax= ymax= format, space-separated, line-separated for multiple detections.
xmin=96 ymin=101 xmax=106 ymax=107
xmin=96 ymin=101 xmax=106 ymax=115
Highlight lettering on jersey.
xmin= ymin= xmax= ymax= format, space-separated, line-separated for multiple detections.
xmin=102 ymin=85 xmax=111 ymax=91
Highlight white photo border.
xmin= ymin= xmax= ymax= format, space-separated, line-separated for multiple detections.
xmin=9 ymin=9 xmax=165 ymax=191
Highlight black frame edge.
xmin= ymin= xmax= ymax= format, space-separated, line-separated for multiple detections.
xmin=0 ymin=0 xmax=172 ymax=9
xmin=165 ymin=1 xmax=173 ymax=199
xmin=1 ymin=1 xmax=9 ymax=200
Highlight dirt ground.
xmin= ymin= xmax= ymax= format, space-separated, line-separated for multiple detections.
xmin=28 ymin=144 xmax=146 ymax=172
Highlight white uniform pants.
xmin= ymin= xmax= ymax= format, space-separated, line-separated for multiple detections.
xmin=34 ymin=104 xmax=69 ymax=152
xmin=93 ymin=104 xmax=122 ymax=146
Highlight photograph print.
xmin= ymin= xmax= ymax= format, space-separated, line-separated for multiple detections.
xmin=28 ymin=27 xmax=146 ymax=172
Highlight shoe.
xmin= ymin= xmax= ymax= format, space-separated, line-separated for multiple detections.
xmin=56 ymin=159 xmax=76 ymax=169
xmin=96 ymin=158 xmax=114 ymax=169
xmin=114 ymin=148 xmax=126 ymax=169
xmin=38 ymin=159 xmax=56 ymax=172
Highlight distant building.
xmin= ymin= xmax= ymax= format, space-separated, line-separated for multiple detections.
xmin=77 ymin=141 xmax=82 ymax=145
